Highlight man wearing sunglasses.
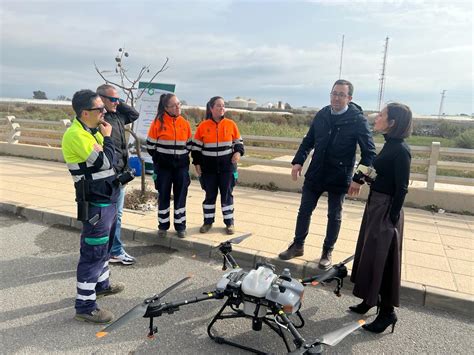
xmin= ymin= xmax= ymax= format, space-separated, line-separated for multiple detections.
xmin=62 ymin=89 xmax=125 ymax=324
xmin=97 ymin=84 xmax=139 ymax=265
xmin=278 ymin=79 xmax=376 ymax=269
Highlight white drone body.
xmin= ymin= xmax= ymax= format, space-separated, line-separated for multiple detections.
xmin=216 ymin=264 xmax=305 ymax=317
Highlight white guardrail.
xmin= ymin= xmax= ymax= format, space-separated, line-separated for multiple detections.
xmin=1 ymin=116 xmax=473 ymax=191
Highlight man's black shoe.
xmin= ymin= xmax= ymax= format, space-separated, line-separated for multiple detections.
xmin=278 ymin=242 xmax=304 ymax=260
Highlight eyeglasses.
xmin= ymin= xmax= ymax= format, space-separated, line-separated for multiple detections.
xmin=101 ymin=95 xmax=122 ymax=103
xmin=167 ymin=102 xmax=182 ymax=109
xmin=330 ymin=92 xmax=349 ymax=98
xmin=85 ymin=106 xmax=106 ymax=112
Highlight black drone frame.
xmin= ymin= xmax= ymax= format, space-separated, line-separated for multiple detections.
xmin=97 ymin=236 xmax=361 ymax=355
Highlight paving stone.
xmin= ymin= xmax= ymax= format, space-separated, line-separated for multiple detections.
xmin=406 ymin=265 xmax=456 ymax=291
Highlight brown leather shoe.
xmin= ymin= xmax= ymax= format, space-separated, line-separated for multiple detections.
xmin=199 ymin=223 xmax=213 ymax=233
xmin=75 ymin=308 xmax=114 ymax=324
xmin=278 ymin=242 xmax=304 ymax=260
xmin=318 ymin=249 xmax=332 ymax=269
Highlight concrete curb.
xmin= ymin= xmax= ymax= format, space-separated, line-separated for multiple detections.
xmin=1 ymin=201 xmax=472 ymax=317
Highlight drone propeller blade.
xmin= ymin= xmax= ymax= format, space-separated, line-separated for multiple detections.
xmin=96 ymin=276 xmax=191 ymax=338
xmin=318 ymin=319 xmax=365 ymax=347
xmin=155 ymin=275 xmax=192 ymax=300
xmin=227 ymin=232 xmax=252 ymax=245
xmin=96 ymin=303 xmax=149 ymax=337
xmin=192 ymin=233 xmax=252 ymax=259
xmin=339 ymin=254 xmax=354 ymax=266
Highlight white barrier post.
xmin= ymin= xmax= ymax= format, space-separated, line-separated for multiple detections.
xmin=6 ymin=116 xmax=20 ymax=144
xmin=427 ymin=141 xmax=440 ymax=190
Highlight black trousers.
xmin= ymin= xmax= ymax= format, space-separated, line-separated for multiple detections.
xmin=155 ymin=167 xmax=190 ymax=232
xmin=293 ymin=183 xmax=345 ymax=251
xmin=201 ymin=171 xmax=235 ymax=226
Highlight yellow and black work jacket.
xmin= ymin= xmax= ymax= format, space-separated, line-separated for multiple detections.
xmin=146 ymin=112 xmax=192 ymax=169
xmin=62 ymin=118 xmax=119 ymax=203
xmin=192 ymin=117 xmax=244 ymax=173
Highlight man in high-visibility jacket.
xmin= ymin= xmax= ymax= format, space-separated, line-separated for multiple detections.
xmin=62 ymin=89 xmax=124 ymax=324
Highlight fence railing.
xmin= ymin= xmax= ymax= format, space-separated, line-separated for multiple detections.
xmin=240 ymin=136 xmax=474 ymax=190
xmin=1 ymin=117 xmax=473 ymax=190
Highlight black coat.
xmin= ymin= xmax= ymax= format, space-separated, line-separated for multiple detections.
xmin=103 ymin=103 xmax=139 ymax=174
xmin=292 ymin=102 xmax=376 ymax=193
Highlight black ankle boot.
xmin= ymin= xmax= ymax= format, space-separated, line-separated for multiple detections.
xmin=349 ymin=302 xmax=372 ymax=315
xmin=363 ymin=310 xmax=397 ymax=334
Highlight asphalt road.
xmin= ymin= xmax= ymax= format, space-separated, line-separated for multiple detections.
xmin=1 ymin=212 xmax=472 ymax=354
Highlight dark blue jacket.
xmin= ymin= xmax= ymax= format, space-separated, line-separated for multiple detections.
xmin=292 ymin=102 xmax=376 ymax=193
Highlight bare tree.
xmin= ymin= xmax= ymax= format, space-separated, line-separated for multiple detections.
xmin=94 ymin=47 xmax=169 ymax=107
xmin=94 ymin=48 xmax=169 ymax=198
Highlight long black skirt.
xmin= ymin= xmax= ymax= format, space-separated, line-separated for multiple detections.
xmin=350 ymin=190 xmax=404 ymax=307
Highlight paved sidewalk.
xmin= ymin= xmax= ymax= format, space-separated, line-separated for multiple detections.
xmin=0 ymin=155 xmax=472 ymax=315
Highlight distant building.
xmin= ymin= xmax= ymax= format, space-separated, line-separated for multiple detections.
xmin=227 ymin=97 xmax=258 ymax=110
xmin=228 ymin=98 xmax=248 ymax=108
xmin=247 ymin=99 xmax=257 ymax=110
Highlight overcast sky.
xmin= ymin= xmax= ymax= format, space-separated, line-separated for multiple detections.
xmin=0 ymin=0 xmax=472 ymax=115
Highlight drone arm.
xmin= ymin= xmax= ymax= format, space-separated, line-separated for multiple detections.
xmin=145 ymin=291 xmax=220 ymax=318
xmin=301 ymin=268 xmax=338 ymax=286
xmin=276 ymin=310 xmax=306 ymax=348
xmin=301 ymin=264 xmax=348 ymax=286
xmin=225 ymin=253 xmax=239 ymax=269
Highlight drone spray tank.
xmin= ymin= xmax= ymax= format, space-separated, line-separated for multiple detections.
xmin=241 ymin=264 xmax=277 ymax=317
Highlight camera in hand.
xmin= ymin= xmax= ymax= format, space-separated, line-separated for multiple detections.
xmin=356 ymin=164 xmax=377 ymax=184
xmin=116 ymin=169 xmax=135 ymax=186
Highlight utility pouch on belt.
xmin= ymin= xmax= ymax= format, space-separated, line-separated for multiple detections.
xmin=76 ymin=178 xmax=89 ymax=221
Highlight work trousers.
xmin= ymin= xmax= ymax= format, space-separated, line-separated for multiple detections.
xmin=76 ymin=203 xmax=116 ymax=314
xmin=155 ymin=167 xmax=190 ymax=232
xmin=201 ymin=171 xmax=235 ymax=226
xmin=293 ymin=183 xmax=345 ymax=251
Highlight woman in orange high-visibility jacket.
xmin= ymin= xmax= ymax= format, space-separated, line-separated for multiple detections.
xmin=192 ymin=96 xmax=244 ymax=235
xmin=146 ymin=94 xmax=192 ymax=238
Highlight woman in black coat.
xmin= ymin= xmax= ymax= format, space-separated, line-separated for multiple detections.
xmin=349 ymin=102 xmax=413 ymax=334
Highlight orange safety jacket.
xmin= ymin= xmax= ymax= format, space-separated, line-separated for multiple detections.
xmin=192 ymin=117 xmax=244 ymax=173
xmin=146 ymin=112 xmax=192 ymax=169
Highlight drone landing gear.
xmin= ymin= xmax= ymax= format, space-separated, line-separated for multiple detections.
xmin=207 ymin=298 xmax=304 ymax=354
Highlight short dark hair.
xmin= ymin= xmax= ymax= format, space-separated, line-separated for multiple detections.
xmin=96 ymin=84 xmax=116 ymax=96
xmin=386 ymin=102 xmax=413 ymax=139
xmin=72 ymin=89 xmax=99 ymax=118
xmin=206 ymin=96 xmax=224 ymax=119
xmin=332 ymin=79 xmax=354 ymax=96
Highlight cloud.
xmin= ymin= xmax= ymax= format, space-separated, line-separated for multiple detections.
xmin=0 ymin=0 xmax=472 ymax=113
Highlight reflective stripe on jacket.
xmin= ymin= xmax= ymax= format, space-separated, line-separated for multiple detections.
xmin=146 ymin=112 xmax=192 ymax=169
xmin=192 ymin=118 xmax=244 ymax=173
xmin=61 ymin=118 xmax=118 ymax=203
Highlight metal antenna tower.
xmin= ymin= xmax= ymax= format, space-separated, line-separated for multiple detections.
xmin=377 ymin=36 xmax=389 ymax=111
xmin=338 ymin=34 xmax=345 ymax=79
xmin=438 ymin=90 xmax=447 ymax=118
